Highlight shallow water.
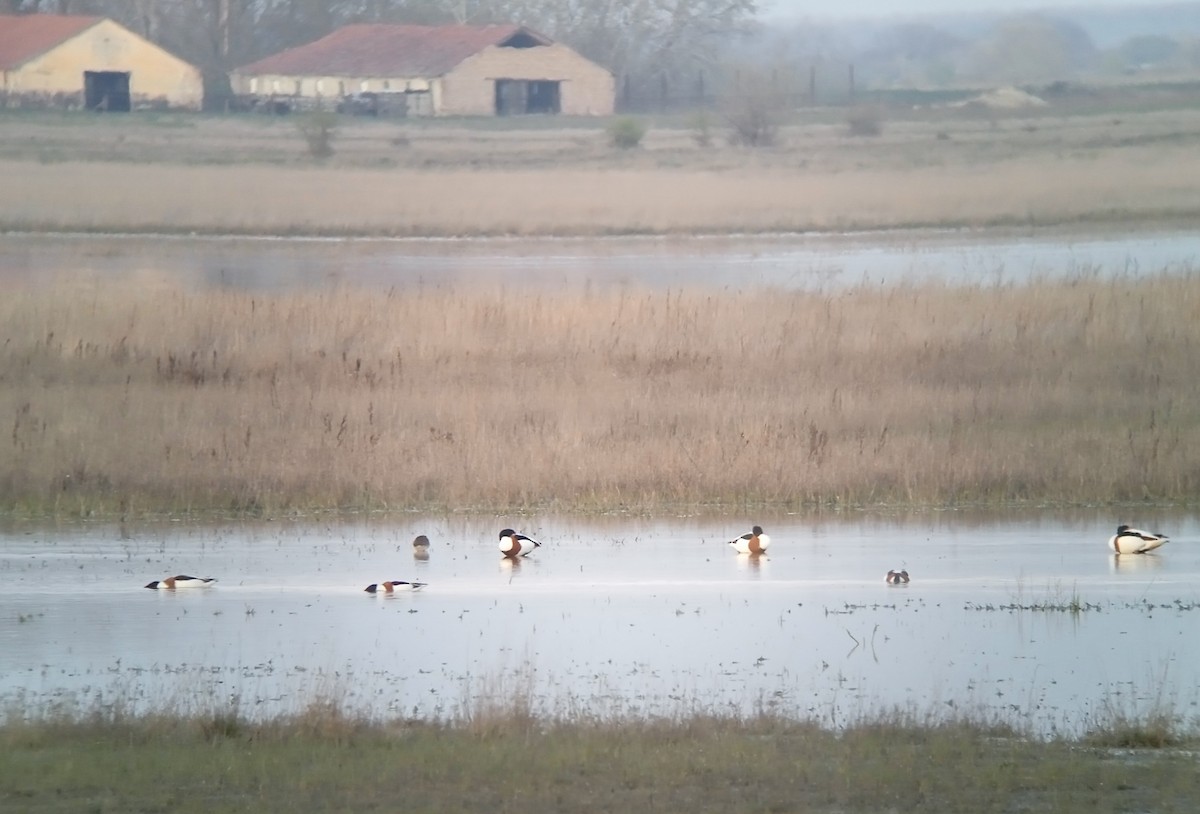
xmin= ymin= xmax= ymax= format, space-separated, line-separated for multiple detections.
xmin=2 ymin=511 xmax=1198 ymax=735
xmin=2 ymin=228 xmax=1197 ymax=292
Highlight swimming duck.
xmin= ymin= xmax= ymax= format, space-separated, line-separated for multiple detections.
xmin=886 ymin=569 xmax=910 ymax=584
xmin=364 ymin=580 xmax=426 ymax=594
xmin=728 ymin=525 xmax=770 ymax=555
xmin=412 ymin=534 xmax=431 ymax=560
xmin=144 ymin=575 xmax=217 ymax=589
xmin=1109 ymin=525 xmax=1168 ymax=555
xmin=499 ymin=528 xmax=541 ymax=558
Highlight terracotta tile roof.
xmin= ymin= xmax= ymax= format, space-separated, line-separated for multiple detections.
xmin=237 ymin=24 xmax=551 ymax=78
xmin=0 ymin=13 xmax=103 ymax=70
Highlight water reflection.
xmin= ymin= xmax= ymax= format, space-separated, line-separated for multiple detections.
xmin=1 ymin=510 xmax=1198 ymax=735
xmin=734 ymin=552 xmax=768 ymax=576
xmin=1109 ymin=553 xmax=1165 ymax=573
xmin=3 ymin=230 xmax=1197 ymax=293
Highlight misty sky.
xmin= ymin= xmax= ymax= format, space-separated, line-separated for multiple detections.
xmin=760 ymin=0 xmax=1174 ymax=18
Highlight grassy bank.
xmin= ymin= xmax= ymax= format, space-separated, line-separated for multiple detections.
xmin=3 ymin=707 xmax=1198 ymax=813
xmin=3 ymin=269 xmax=1199 ymax=516
xmin=2 ymin=107 xmax=1200 ymax=237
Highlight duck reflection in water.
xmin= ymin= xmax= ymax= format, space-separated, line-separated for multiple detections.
xmin=1110 ymin=552 xmax=1164 ymax=573
xmin=735 ymin=551 xmax=768 ymax=576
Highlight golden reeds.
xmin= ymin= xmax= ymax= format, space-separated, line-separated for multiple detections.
xmin=3 ymin=269 xmax=1198 ymax=515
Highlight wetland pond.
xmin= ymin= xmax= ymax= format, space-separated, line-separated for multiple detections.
xmin=3 ymin=228 xmax=1199 ymax=735
xmin=2 ymin=227 xmax=1198 ymax=291
xmin=2 ymin=511 xmax=1199 ymax=737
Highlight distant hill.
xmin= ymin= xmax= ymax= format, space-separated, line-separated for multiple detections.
xmin=764 ymin=3 xmax=1200 ymax=48
xmin=1062 ymin=3 xmax=1200 ymax=47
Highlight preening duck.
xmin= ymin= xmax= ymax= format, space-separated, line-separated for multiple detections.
xmin=364 ymin=580 xmax=427 ymax=594
xmin=144 ymin=575 xmax=217 ymax=589
xmin=886 ymin=569 xmax=910 ymax=584
xmin=1109 ymin=525 xmax=1168 ymax=555
xmin=499 ymin=529 xmax=541 ymax=558
xmin=728 ymin=525 xmax=770 ymax=555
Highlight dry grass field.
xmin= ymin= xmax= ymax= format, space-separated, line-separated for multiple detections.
xmin=1 ymin=105 xmax=1200 ymax=237
xmin=3 ymin=267 xmax=1198 ymax=516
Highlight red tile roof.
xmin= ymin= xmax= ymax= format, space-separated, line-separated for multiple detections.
xmin=237 ymin=24 xmax=551 ymax=78
xmin=0 ymin=13 xmax=103 ymax=70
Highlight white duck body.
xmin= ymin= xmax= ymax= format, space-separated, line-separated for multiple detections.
xmin=1109 ymin=525 xmax=1168 ymax=555
xmin=499 ymin=529 xmax=541 ymax=557
xmin=145 ymin=575 xmax=216 ymax=589
xmin=364 ymin=580 xmax=426 ymax=594
xmin=728 ymin=526 xmax=770 ymax=555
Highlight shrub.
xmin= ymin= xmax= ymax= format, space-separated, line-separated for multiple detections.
xmin=607 ymin=117 xmax=646 ymax=150
xmin=846 ymin=106 xmax=884 ymax=137
xmin=688 ymin=111 xmax=714 ymax=148
xmin=295 ymin=110 xmax=337 ymax=160
xmin=725 ymin=94 xmax=779 ymax=147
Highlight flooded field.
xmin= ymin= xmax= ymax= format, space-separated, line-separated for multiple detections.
xmin=3 ymin=229 xmax=1199 ymax=735
xmin=2 ymin=228 xmax=1198 ymax=292
xmin=2 ymin=511 xmax=1198 ymax=736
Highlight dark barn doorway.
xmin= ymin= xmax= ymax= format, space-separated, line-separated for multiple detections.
xmin=84 ymin=71 xmax=131 ymax=112
xmin=494 ymin=79 xmax=561 ymax=115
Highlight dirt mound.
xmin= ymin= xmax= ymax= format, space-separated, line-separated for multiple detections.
xmin=954 ymin=86 xmax=1049 ymax=109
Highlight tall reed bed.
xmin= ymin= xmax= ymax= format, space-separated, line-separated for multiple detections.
xmin=3 ymin=269 xmax=1198 ymax=515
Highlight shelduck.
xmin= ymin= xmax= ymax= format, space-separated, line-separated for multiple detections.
xmin=144 ymin=575 xmax=216 ymax=589
xmin=728 ymin=526 xmax=770 ymax=555
xmin=364 ymin=580 xmax=426 ymax=594
xmin=499 ymin=528 xmax=541 ymax=558
xmin=1109 ymin=525 xmax=1168 ymax=555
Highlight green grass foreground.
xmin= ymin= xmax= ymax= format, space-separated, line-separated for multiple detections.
xmin=3 ymin=710 xmax=1199 ymax=814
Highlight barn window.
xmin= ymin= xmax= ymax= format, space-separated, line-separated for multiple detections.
xmin=84 ymin=71 xmax=131 ymax=112
xmin=495 ymin=79 xmax=561 ymax=115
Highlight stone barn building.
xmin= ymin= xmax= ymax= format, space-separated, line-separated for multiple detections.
xmin=0 ymin=13 xmax=202 ymax=111
xmin=232 ymin=24 xmax=613 ymax=117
